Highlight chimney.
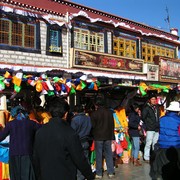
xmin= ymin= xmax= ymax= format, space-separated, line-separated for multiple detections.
xmin=170 ymin=28 xmax=178 ymax=36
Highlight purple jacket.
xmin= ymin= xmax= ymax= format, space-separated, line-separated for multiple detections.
xmin=0 ymin=118 xmax=41 ymax=156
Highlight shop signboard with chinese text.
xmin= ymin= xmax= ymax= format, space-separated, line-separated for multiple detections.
xmin=70 ymin=48 xmax=144 ymax=74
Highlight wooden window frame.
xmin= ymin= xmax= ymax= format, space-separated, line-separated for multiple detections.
xmin=74 ymin=27 xmax=104 ymax=53
xmin=142 ymin=42 xmax=175 ymax=62
xmin=113 ymin=36 xmax=137 ymax=58
xmin=0 ymin=18 xmax=40 ymax=53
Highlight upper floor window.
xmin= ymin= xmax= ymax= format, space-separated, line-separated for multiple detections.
xmin=113 ymin=34 xmax=137 ymax=58
xmin=46 ymin=25 xmax=62 ymax=55
xmin=74 ymin=27 xmax=104 ymax=52
xmin=0 ymin=18 xmax=36 ymax=48
xmin=142 ymin=42 xmax=175 ymax=63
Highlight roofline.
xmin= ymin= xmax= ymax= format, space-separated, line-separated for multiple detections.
xmin=1 ymin=0 xmax=179 ymax=41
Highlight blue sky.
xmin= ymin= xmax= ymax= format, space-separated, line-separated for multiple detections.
xmin=72 ymin=0 xmax=180 ymax=35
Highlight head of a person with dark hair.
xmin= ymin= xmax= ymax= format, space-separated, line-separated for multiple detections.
xmin=130 ymin=103 xmax=140 ymax=112
xmin=47 ymin=97 xmax=70 ymax=119
xmin=95 ymin=97 xmax=105 ymax=107
xmin=73 ymin=105 xmax=84 ymax=113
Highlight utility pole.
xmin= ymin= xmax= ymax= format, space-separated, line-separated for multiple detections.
xmin=165 ymin=6 xmax=170 ymax=31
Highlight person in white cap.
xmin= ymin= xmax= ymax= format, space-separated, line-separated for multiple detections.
xmin=159 ymin=101 xmax=180 ymax=148
xmin=150 ymin=101 xmax=180 ymax=180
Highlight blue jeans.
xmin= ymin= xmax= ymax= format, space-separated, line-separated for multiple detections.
xmin=77 ymin=141 xmax=90 ymax=180
xmin=131 ymin=137 xmax=140 ymax=159
xmin=95 ymin=140 xmax=114 ymax=176
xmin=144 ymin=131 xmax=159 ymax=161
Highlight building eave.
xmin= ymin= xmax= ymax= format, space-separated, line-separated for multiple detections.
xmin=1 ymin=0 xmax=179 ymax=43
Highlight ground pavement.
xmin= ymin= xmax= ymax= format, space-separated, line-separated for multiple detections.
xmin=99 ymin=161 xmax=152 ymax=180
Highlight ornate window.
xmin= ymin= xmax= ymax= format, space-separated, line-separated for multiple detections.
xmin=113 ymin=34 xmax=137 ymax=58
xmin=74 ymin=27 xmax=104 ymax=52
xmin=142 ymin=42 xmax=175 ymax=63
xmin=0 ymin=19 xmax=36 ymax=48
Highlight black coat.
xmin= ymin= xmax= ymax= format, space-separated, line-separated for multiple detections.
xmin=142 ymin=103 xmax=160 ymax=132
xmin=90 ymin=106 xmax=114 ymax=141
xmin=33 ymin=117 xmax=94 ymax=180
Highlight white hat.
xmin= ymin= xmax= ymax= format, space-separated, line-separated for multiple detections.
xmin=166 ymin=101 xmax=180 ymax=111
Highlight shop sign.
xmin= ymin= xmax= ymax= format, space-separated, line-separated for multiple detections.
xmin=49 ymin=45 xmax=62 ymax=53
xmin=154 ymin=57 xmax=180 ymax=83
xmin=143 ymin=64 xmax=159 ymax=81
xmin=70 ymin=48 xmax=144 ymax=74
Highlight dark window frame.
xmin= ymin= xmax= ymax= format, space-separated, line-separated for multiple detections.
xmin=46 ymin=24 xmax=63 ymax=56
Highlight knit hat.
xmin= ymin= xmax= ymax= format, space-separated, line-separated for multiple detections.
xmin=10 ymin=105 xmax=28 ymax=118
xmin=166 ymin=101 xmax=180 ymax=111
xmin=148 ymin=93 xmax=157 ymax=100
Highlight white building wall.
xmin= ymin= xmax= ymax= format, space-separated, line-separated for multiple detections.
xmin=0 ymin=20 xmax=69 ymax=68
xmin=107 ymin=32 xmax=112 ymax=54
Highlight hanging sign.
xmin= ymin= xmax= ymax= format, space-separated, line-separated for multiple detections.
xmin=71 ymin=48 xmax=144 ymax=74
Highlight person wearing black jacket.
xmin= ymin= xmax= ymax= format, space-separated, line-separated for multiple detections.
xmin=142 ymin=94 xmax=160 ymax=163
xmin=90 ymin=97 xmax=115 ymax=179
xmin=33 ymin=97 xmax=94 ymax=180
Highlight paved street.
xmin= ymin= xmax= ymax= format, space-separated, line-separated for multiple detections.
xmin=100 ymin=161 xmax=152 ymax=180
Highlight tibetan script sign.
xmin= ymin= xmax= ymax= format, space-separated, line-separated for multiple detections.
xmin=71 ymin=49 xmax=143 ymax=74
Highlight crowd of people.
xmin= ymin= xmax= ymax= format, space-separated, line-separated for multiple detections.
xmin=0 ymin=93 xmax=179 ymax=180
